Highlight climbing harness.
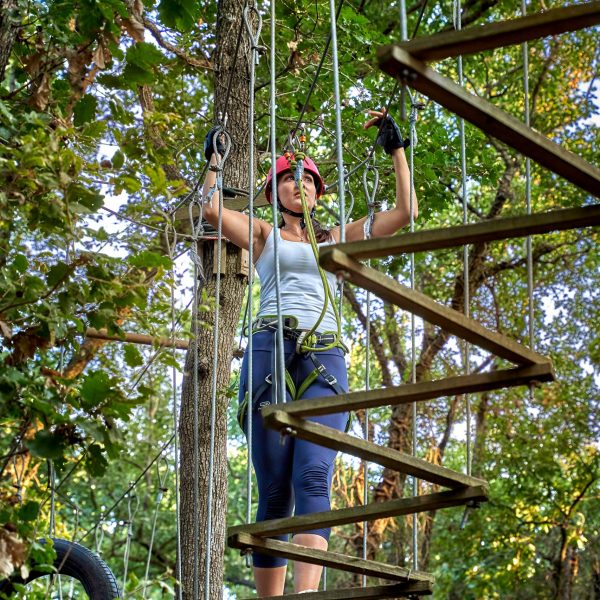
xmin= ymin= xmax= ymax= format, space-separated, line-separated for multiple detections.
xmin=237 ymin=315 xmax=348 ymax=430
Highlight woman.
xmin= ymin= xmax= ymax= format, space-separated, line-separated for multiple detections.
xmin=201 ymin=110 xmax=417 ymax=596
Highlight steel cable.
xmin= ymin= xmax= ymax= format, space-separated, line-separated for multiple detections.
xmin=243 ymin=2 xmax=262 ymax=566
xmin=522 ymin=0 xmax=535 ymax=398
xmin=453 ymin=0 xmax=472 ymax=478
xmin=269 ymin=0 xmax=287 ymax=405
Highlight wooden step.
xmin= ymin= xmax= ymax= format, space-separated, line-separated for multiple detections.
xmin=229 ymin=533 xmax=435 ymax=584
xmin=376 ymin=47 xmax=600 ymax=199
xmin=229 ymin=485 xmax=487 ymax=538
xmin=251 ymin=581 xmax=433 ymax=599
xmin=319 ymin=249 xmax=552 ymax=366
xmin=261 ymin=363 xmax=554 ymax=419
xmin=393 ymin=2 xmax=600 ymax=61
xmin=262 ymin=412 xmax=487 ymax=490
xmin=318 ymin=206 xmax=600 ymax=262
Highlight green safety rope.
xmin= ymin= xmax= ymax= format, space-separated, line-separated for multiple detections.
xmin=286 ymin=150 xmax=343 ymax=354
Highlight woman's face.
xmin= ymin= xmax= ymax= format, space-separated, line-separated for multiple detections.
xmin=276 ymin=170 xmax=316 ymax=211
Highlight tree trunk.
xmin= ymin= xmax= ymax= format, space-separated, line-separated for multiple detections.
xmin=0 ymin=0 xmax=17 ymax=83
xmin=178 ymin=0 xmax=251 ymax=596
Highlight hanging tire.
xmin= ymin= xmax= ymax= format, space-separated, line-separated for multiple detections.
xmin=0 ymin=538 xmax=121 ymax=599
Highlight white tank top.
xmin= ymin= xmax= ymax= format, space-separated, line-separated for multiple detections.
xmin=255 ymin=228 xmax=338 ymax=332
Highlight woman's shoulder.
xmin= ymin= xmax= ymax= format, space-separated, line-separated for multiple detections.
xmin=327 ymin=225 xmax=341 ymax=244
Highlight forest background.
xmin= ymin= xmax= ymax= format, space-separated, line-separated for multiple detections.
xmin=0 ymin=0 xmax=598 ymax=598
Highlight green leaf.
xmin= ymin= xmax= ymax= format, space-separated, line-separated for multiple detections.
xmin=13 ymin=254 xmax=28 ymax=273
xmin=123 ymin=344 xmax=143 ymax=367
xmin=123 ymin=62 xmax=156 ymax=86
xmin=85 ymin=444 xmax=108 ymax=477
xmin=18 ymin=500 xmax=40 ymax=522
xmin=112 ymin=150 xmax=125 ymax=170
xmin=129 ymin=251 xmax=172 ymax=269
xmin=66 ymin=183 xmax=104 ymax=213
xmin=80 ymin=371 xmax=113 ymax=409
xmin=73 ymin=95 xmax=97 ymax=127
xmin=124 ymin=42 xmax=165 ymax=84
xmin=46 ymin=262 xmax=70 ymax=288
xmin=158 ymin=0 xmax=200 ymax=31
xmin=27 ymin=430 xmax=65 ymax=460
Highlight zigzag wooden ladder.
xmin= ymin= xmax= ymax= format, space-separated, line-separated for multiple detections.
xmin=228 ymin=4 xmax=600 ymax=597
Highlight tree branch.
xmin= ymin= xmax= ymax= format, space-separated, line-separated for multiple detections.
xmin=142 ymin=17 xmax=213 ymax=70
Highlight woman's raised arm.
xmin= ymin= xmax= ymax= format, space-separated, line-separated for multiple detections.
xmin=201 ymin=152 xmax=271 ymax=257
xmin=338 ymin=110 xmax=418 ymax=243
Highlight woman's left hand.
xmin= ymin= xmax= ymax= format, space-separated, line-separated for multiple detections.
xmin=363 ymin=109 xmax=409 ymax=154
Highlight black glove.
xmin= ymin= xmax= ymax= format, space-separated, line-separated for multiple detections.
xmin=375 ymin=115 xmax=410 ymax=154
xmin=204 ymin=126 xmax=226 ymax=162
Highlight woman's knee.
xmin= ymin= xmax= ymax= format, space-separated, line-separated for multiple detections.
xmin=257 ymin=482 xmax=294 ymax=521
xmin=293 ymin=461 xmax=331 ymax=504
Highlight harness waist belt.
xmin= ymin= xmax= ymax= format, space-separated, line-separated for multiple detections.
xmin=251 ymin=317 xmax=338 ymax=347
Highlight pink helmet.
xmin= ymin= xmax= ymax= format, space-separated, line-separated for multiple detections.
xmin=265 ymin=154 xmax=325 ymax=204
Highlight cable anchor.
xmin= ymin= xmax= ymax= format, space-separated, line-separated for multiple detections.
xmin=243 ymin=5 xmax=264 ymax=64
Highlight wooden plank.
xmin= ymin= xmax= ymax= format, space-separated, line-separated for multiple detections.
xmin=253 ymin=581 xmax=433 ymax=599
xmin=262 ymin=412 xmax=488 ymax=489
xmin=320 ymin=249 xmax=549 ymax=366
xmin=229 ymin=533 xmax=435 ymax=583
xmin=261 ymin=364 xmax=554 ymax=419
xmin=395 ymin=2 xmax=600 ymax=61
xmin=319 ymin=206 xmax=600 ymax=261
xmin=229 ymin=485 xmax=488 ymax=537
xmin=377 ymin=47 xmax=600 ymax=198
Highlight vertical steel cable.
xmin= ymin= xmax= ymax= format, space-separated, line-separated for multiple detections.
xmin=142 ymin=460 xmax=168 ymax=598
xmin=204 ymin=126 xmax=231 ymax=600
xmin=48 ymin=460 xmax=63 ymax=600
xmin=400 ymin=0 xmax=418 ymax=572
xmin=522 ymin=0 xmax=535 ymax=382
xmin=165 ymin=217 xmax=183 ymax=600
xmin=329 ymin=0 xmax=345 ymax=240
xmin=454 ymin=0 xmax=472 ymax=477
xmin=122 ymin=493 xmax=139 ymax=597
xmin=362 ymin=160 xmax=378 ymax=586
xmin=189 ymin=202 xmax=202 ymax=600
xmin=270 ymin=0 xmax=286 ymax=404
xmin=399 ymin=0 xmax=418 ymax=574
xmin=324 ymin=4 xmax=346 ymax=583
xmin=243 ymin=3 xmax=261 ymax=566
xmin=408 ymin=100 xmax=419 ymax=572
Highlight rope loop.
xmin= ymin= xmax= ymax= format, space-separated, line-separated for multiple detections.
xmin=243 ymin=5 xmax=264 ymax=63
xmin=95 ymin=521 xmax=105 ymax=555
xmin=163 ymin=213 xmax=178 ymax=261
xmin=12 ymin=453 xmax=25 ymax=505
xmin=210 ymin=124 xmax=232 ymax=172
xmin=362 ymin=158 xmax=379 ymax=240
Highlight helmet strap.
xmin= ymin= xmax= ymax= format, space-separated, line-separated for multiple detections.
xmin=277 ymin=201 xmax=304 ymax=219
xmin=277 ymin=203 xmax=315 ymax=229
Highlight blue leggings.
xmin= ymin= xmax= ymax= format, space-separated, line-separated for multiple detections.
xmin=238 ymin=331 xmax=349 ymax=568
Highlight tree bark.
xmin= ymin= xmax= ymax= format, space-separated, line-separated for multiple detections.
xmin=178 ymin=0 xmax=251 ymax=596
xmin=0 ymin=0 xmax=17 ymax=83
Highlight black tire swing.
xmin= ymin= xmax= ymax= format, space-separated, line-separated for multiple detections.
xmin=0 ymin=538 xmax=121 ymax=599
